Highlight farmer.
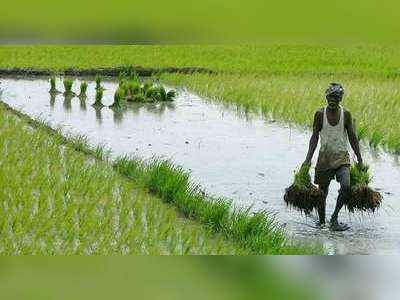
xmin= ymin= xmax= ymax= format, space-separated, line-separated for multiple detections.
xmin=302 ymin=83 xmax=363 ymax=231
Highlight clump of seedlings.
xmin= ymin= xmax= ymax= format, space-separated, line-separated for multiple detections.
xmin=284 ymin=164 xmax=324 ymax=215
xmin=346 ymin=164 xmax=382 ymax=213
xmin=79 ymin=81 xmax=88 ymax=98
xmin=92 ymin=89 xmax=104 ymax=108
xmin=109 ymin=88 xmax=124 ymax=109
xmin=49 ymin=76 xmax=61 ymax=94
xmin=95 ymin=75 xmax=104 ymax=91
xmin=63 ymin=78 xmax=75 ymax=97
xmin=116 ymin=72 xmax=177 ymax=103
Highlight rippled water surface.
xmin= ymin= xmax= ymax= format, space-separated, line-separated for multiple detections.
xmin=1 ymin=76 xmax=399 ymax=254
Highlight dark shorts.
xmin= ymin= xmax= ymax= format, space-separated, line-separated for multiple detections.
xmin=314 ymin=165 xmax=350 ymax=187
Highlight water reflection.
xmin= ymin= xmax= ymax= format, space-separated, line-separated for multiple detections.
xmin=50 ymin=93 xmax=56 ymax=109
xmin=63 ymin=95 xmax=73 ymax=111
xmin=127 ymin=101 xmax=176 ymax=117
xmin=79 ymin=96 xmax=87 ymax=112
xmin=94 ymin=106 xmax=103 ymax=125
xmin=111 ymin=107 xmax=124 ymax=125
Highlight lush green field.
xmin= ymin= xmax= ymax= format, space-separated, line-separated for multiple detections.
xmin=0 ymin=45 xmax=399 ymax=76
xmin=0 ymin=106 xmax=244 ymax=254
xmin=1 ymin=45 xmax=399 ymax=152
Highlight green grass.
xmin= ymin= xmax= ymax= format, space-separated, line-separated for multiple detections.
xmin=0 ymin=106 xmax=252 ymax=255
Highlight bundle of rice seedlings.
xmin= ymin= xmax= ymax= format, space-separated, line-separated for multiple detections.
xmin=142 ymin=80 xmax=152 ymax=93
xmin=109 ymin=88 xmax=124 ymax=109
xmin=63 ymin=78 xmax=75 ymax=96
xmin=79 ymin=81 xmax=88 ymax=98
xmin=144 ymin=87 xmax=159 ymax=102
xmin=284 ymin=164 xmax=324 ymax=215
xmin=154 ymin=86 xmax=176 ymax=102
xmin=49 ymin=76 xmax=59 ymax=94
xmin=347 ymin=164 xmax=382 ymax=213
xmin=129 ymin=71 xmax=140 ymax=84
xmin=132 ymin=95 xmax=145 ymax=103
xmin=92 ymin=89 xmax=104 ymax=108
xmin=126 ymin=81 xmax=141 ymax=101
xmin=95 ymin=75 xmax=103 ymax=90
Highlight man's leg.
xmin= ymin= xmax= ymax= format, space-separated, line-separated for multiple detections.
xmin=317 ymin=184 xmax=329 ymax=225
xmin=330 ymin=166 xmax=351 ymax=231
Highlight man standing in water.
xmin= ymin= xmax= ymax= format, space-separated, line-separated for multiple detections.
xmin=303 ymin=83 xmax=363 ymax=231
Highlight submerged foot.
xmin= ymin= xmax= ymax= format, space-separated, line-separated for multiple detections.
xmin=329 ymin=221 xmax=350 ymax=232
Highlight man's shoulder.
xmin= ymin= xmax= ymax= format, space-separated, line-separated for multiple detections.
xmin=342 ymin=107 xmax=351 ymax=115
xmin=342 ymin=108 xmax=353 ymax=126
xmin=315 ymin=108 xmax=324 ymax=116
xmin=342 ymin=108 xmax=352 ymax=119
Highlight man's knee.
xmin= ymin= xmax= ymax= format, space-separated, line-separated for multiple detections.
xmin=338 ymin=167 xmax=350 ymax=184
xmin=337 ymin=167 xmax=351 ymax=197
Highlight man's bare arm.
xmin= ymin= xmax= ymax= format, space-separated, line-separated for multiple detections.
xmin=345 ymin=111 xmax=363 ymax=165
xmin=303 ymin=110 xmax=322 ymax=165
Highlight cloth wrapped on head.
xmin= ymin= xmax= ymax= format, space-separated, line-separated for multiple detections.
xmin=325 ymin=83 xmax=344 ymax=98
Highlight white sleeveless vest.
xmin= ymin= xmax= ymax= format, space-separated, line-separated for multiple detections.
xmin=316 ymin=106 xmax=350 ymax=171
xmin=320 ymin=106 xmax=349 ymax=153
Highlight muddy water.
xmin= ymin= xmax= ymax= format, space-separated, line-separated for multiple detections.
xmin=1 ymin=76 xmax=399 ymax=254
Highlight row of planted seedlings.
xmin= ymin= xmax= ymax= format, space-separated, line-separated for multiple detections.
xmin=49 ymin=73 xmax=177 ymax=109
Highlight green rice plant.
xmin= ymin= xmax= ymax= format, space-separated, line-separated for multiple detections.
xmin=132 ymin=95 xmax=145 ymax=102
xmin=144 ymin=86 xmax=159 ymax=101
xmin=95 ymin=75 xmax=103 ymax=90
xmin=129 ymin=71 xmax=140 ymax=84
xmin=79 ymin=81 xmax=88 ymax=97
xmin=49 ymin=76 xmax=58 ymax=93
xmin=350 ymin=164 xmax=372 ymax=187
xmin=109 ymin=88 xmax=124 ymax=109
xmin=92 ymin=88 xmax=104 ymax=107
xmin=63 ymin=78 xmax=74 ymax=96
xmin=348 ymin=164 xmax=382 ymax=213
xmin=153 ymin=86 xmax=176 ymax=102
xmin=294 ymin=164 xmax=312 ymax=188
xmin=114 ymin=155 xmax=144 ymax=179
xmin=127 ymin=81 xmax=141 ymax=97
xmin=369 ymin=131 xmax=384 ymax=148
xmin=142 ymin=80 xmax=153 ymax=93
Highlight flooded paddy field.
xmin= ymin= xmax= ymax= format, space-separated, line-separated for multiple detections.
xmin=1 ymin=76 xmax=399 ymax=254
